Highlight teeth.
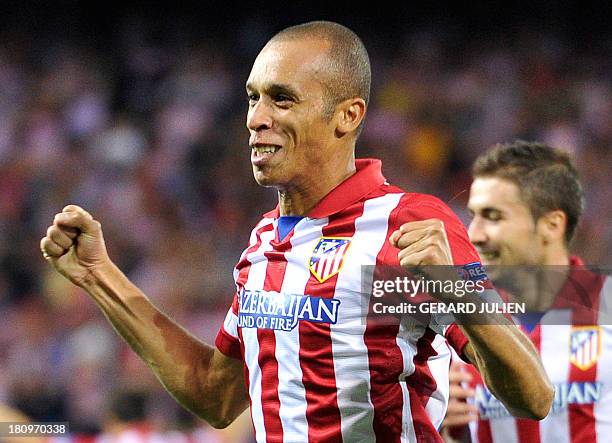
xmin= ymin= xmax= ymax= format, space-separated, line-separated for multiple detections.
xmin=253 ymin=145 xmax=280 ymax=154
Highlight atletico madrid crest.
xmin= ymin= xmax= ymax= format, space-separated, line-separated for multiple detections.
xmin=570 ymin=326 xmax=602 ymax=371
xmin=309 ymin=237 xmax=351 ymax=283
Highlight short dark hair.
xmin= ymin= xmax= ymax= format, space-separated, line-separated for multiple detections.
xmin=472 ymin=140 xmax=584 ymax=243
xmin=270 ymin=21 xmax=371 ymax=125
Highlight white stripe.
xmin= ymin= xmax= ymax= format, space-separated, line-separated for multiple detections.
xmin=323 ymin=252 xmax=335 ymax=279
xmin=241 ymin=225 xmax=277 ymax=443
xmin=234 ymin=218 xmax=274 ymax=284
xmin=595 ymin=277 xmax=612 ymax=440
xmin=332 ymin=192 xmax=403 ymax=442
xmin=399 ymin=381 xmax=417 ymax=443
xmin=315 ymin=255 xmax=325 ymax=277
xmin=275 ymin=217 xmax=328 ymax=442
xmin=539 ymin=321 xmax=572 ymax=443
xmin=595 ymin=326 xmax=612 ymax=439
xmin=396 ymin=317 xmax=418 ymax=442
xmin=331 ymin=243 xmax=348 ymax=275
xmin=424 ymin=334 xmax=452 ymax=428
xmin=598 ymin=275 xmax=612 ymax=326
xmin=222 ymin=308 xmax=239 ymax=339
xmin=245 ymin=218 xmax=274 ymax=255
xmin=590 ymin=332 xmax=598 ymax=362
xmin=488 ymin=415 xmax=519 ymax=442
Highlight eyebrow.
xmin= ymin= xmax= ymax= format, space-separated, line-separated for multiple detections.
xmin=246 ymin=82 xmax=300 ymax=99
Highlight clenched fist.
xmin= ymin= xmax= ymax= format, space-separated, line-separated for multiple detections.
xmin=40 ymin=205 xmax=110 ymax=287
xmin=389 ymin=218 xmax=453 ymax=266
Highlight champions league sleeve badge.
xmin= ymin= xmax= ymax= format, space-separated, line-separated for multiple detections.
xmin=308 ymin=237 xmax=352 ymax=283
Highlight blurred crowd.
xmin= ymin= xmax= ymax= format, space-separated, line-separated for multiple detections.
xmin=0 ymin=16 xmax=610 ymax=442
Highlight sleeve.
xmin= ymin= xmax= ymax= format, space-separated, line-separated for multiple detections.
xmin=408 ymin=196 xmax=481 ymax=266
xmin=445 ymin=323 xmax=470 ymax=362
xmin=215 ymin=292 xmax=242 ymax=360
xmin=398 ymin=194 xmax=490 ymax=359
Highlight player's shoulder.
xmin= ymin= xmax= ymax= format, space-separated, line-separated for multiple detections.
xmin=251 ymin=213 xmax=276 ymax=229
xmin=366 ymin=183 xmax=466 ymax=232
xmin=241 ymin=215 xmax=276 ymax=248
xmin=375 ymin=181 xmax=452 ymax=208
xmin=392 ymin=188 xmax=462 ymax=224
xmin=402 ymin=192 xmax=453 ymax=211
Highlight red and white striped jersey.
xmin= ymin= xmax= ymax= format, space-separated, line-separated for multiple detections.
xmin=466 ymin=257 xmax=612 ymax=443
xmin=216 ymin=159 xmax=483 ymax=443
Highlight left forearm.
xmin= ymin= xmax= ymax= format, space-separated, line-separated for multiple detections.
xmin=459 ymin=318 xmax=553 ymax=419
xmin=388 ymin=217 xmax=554 ymax=418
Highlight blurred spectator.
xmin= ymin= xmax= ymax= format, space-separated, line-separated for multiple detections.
xmin=0 ymin=8 xmax=609 ymax=441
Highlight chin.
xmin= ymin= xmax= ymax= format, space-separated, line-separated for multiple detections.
xmin=253 ymin=176 xmax=274 ymax=187
xmin=253 ymin=171 xmax=280 ymax=188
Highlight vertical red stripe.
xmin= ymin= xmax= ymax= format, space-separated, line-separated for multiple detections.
xmin=257 ymin=231 xmax=295 ymax=443
xmin=514 ymin=324 xmax=542 ymax=442
xmin=234 ymin=222 xmax=273 ymax=439
xmin=238 ymin=326 xmax=256 ymax=438
xmin=406 ymin=329 xmax=445 ymax=442
xmin=235 ymin=223 xmax=275 ymax=289
xmin=567 ymin=272 xmax=604 ymax=443
xmin=364 ymin=193 xmax=409 ymax=443
xmin=476 ymin=417 xmax=494 ymax=443
xmin=465 ymin=363 xmax=494 ymax=443
xmin=300 ymin=204 xmax=365 ymax=443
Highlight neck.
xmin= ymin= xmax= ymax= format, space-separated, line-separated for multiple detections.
xmin=542 ymin=242 xmax=571 ymax=266
xmin=506 ymin=246 xmax=571 ymax=311
xmin=278 ymin=153 xmax=356 ymax=216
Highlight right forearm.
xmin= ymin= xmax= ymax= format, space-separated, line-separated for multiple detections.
xmin=81 ymin=261 xmax=218 ymax=414
xmin=41 ymin=206 xmax=248 ymax=426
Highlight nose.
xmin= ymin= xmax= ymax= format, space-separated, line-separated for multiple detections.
xmin=247 ymin=100 xmax=273 ymax=132
xmin=468 ymin=216 xmax=488 ymax=246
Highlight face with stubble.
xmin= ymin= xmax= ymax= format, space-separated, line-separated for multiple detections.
xmin=467 ymin=177 xmax=547 ymax=268
xmin=245 ymin=38 xmax=339 ymax=192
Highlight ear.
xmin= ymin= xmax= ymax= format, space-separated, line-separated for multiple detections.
xmin=536 ymin=210 xmax=567 ymax=244
xmin=335 ymin=97 xmax=366 ymax=136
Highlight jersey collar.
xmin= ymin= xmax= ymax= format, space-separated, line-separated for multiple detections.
xmin=263 ymin=158 xmax=386 ymax=219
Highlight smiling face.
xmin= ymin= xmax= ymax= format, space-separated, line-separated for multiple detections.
xmin=246 ymin=38 xmax=339 ymax=191
xmin=467 ymin=177 xmax=546 ymax=267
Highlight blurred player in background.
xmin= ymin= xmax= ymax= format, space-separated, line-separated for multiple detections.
xmin=443 ymin=141 xmax=612 ymax=442
xmin=40 ymin=22 xmax=553 ymax=442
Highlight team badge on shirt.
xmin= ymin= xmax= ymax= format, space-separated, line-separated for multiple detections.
xmin=308 ymin=237 xmax=351 ymax=283
xmin=570 ymin=326 xmax=602 ymax=371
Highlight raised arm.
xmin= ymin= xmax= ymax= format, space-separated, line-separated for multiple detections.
xmin=40 ymin=205 xmax=248 ymax=428
xmin=390 ymin=218 xmax=554 ymax=420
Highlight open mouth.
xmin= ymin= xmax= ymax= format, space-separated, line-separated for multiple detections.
xmin=252 ymin=145 xmax=281 ymax=155
xmin=251 ymin=144 xmax=282 ymax=165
